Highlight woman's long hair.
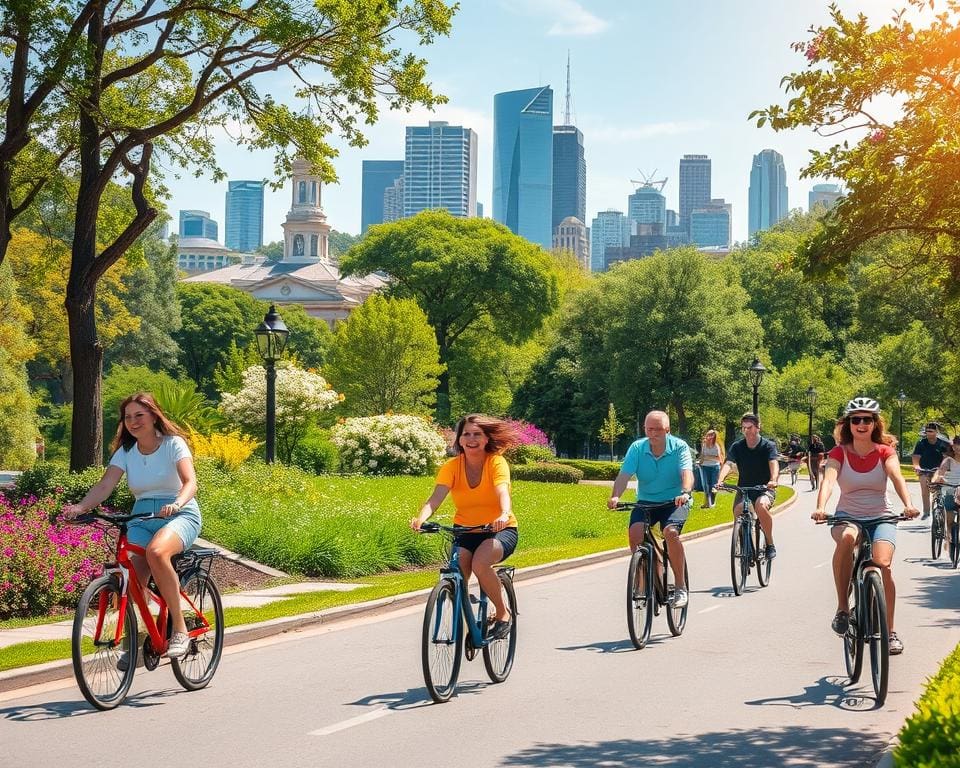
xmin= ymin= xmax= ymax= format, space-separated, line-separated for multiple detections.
xmin=112 ymin=392 xmax=186 ymax=453
xmin=701 ymin=428 xmax=724 ymax=463
xmin=452 ymin=414 xmax=521 ymax=456
xmin=833 ymin=412 xmax=896 ymax=447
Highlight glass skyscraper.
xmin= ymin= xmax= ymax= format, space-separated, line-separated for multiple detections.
xmin=552 ymin=124 xmax=586 ymax=230
xmin=628 ymin=185 xmax=666 ymax=228
xmin=361 ymin=160 xmax=405 ymax=232
xmin=493 ymin=86 xmax=553 ymax=249
xmin=403 ymin=121 xmax=477 ymax=218
xmin=679 ymin=154 xmax=711 ymax=235
xmin=224 ymin=180 xmax=264 ymax=252
xmin=748 ymin=149 xmax=789 ymax=237
xmin=808 ymin=183 xmax=842 ymax=211
xmin=690 ymin=199 xmax=732 ymax=248
xmin=179 ymin=209 xmax=218 ymax=240
xmin=590 ymin=209 xmax=631 ymax=272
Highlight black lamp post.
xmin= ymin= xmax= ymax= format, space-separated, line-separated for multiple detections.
xmin=748 ymin=357 xmax=767 ymax=417
xmin=254 ymin=305 xmax=289 ymax=464
xmin=806 ymin=385 xmax=818 ymax=448
xmin=897 ymin=390 xmax=907 ymax=459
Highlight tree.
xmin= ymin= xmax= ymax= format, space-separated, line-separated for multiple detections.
xmin=326 ymin=295 xmax=443 ymax=416
xmin=280 ymin=304 xmax=334 ymax=371
xmin=0 ymin=1 xmax=455 ymax=468
xmin=598 ymin=403 xmax=626 ymax=460
xmin=329 ymin=231 xmax=361 ymax=259
xmin=752 ymin=1 xmax=960 ymax=288
xmin=340 ymin=210 xmax=559 ymax=421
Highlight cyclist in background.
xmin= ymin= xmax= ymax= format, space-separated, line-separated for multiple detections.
xmin=931 ymin=436 xmax=960 ymax=541
xmin=811 ymin=397 xmax=919 ymax=655
xmin=912 ymin=422 xmax=951 ymax=519
xmin=607 ymin=410 xmax=694 ymax=608
xmin=784 ymin=435 xmax=806 ymax=486
xmin=808 ymin=434 xmax=826 ymax=491
xmin=716 ymin=413 xmax=780 ymax=560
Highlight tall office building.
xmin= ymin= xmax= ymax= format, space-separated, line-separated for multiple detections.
xmin=224 ymin=180 xmax=264 ymax=252
xmin=690 ymin=198 xmax=732 ymax=249
xmin=179 ymin=209 xmax=218 ymax=240
xmin=809 ymin=183 xmax=843 ymax=211
xmin=403 ymin=121 xmax=477 ymax=218
xmin=361 ymin=160 xmax=405 ymax=232
xmin=553 ymin=216 xmax=589 ymax=271
xmin=382 ymin=177 xmax=404 ymax=223
xmin=628 ymin=184 xmax=667 ymax=228
xmin=590 ymin=209 xmax=631 ymax=272
xmin=493 ymin=86 xmax=554 ymax=249
xmin=552 ymin=125 xmax=586 ymax=230
xmin=679 ymin=154 xmax=711 ymax=235
xmin=748 ymin=149 xmax=789 ymax=237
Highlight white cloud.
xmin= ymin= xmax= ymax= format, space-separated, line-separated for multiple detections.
xmin=504 ymin=0 xmax=609 ymax=37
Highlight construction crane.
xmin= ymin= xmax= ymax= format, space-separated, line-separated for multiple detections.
xmin=630 ymin=170 xmax=668 ymax=193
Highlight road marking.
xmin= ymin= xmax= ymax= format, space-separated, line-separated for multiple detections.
xmin=698 ymin=605 xmax=722 ymax=614
xmin=814 ymin=561 xmax=830 ymax=569
xmin=309 ymin=707 xmax=393 ymax=736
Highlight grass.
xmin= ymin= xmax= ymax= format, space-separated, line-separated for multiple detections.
xmin=0 ymin=480 xmax=794 ymax=673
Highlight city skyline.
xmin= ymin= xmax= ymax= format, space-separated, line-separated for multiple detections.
xmin=163 ymin=1 xmax=902 ymax=246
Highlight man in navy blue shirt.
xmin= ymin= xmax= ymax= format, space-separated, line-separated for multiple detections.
xmin=913 ymin=422 xmax=952 ymax=519
xmin=608 ymin=410 xmax=694 ymax=607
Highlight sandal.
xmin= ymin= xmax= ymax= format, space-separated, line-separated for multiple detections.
xmin=489 ymin=618 xmax=512 ymax=641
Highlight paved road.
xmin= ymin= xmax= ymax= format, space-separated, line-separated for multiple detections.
xmin=1 ymin=485 xmax=957 ymax=768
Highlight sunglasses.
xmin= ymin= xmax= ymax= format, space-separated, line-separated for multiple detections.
xmin=849 ymin=416 xmax=875 ymax=425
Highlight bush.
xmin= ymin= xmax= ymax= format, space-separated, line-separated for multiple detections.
xmin=330 ymin=414 xmax=447 ymax=476
xmin=290 ymin=430 xmax=340 ymax=475
xmin=895 ymin=642 xmax=960 ymax=767
xmin=505 ymin=444 xmax=556 ymax=465
xmin=556 ymin=459 xmax=621 ymax=481
xmin=10 ymin=462 xmax=133 ymax=513
xmin=188 ymin=428 xmax=259 ymax=470
xmin=0 ymin=496 xmax=106 ymax=618
xmin=510 ymin=462 xmax=584 ymax=484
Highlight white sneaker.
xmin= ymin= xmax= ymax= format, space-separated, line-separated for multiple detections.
xmin=671 ymin=588 xmax=689 ymax=608
xmin=164 ymin=632 xmax=190 ymax=659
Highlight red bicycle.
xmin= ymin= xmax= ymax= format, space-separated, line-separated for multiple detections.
xmin=69 ymin=509 xmax=224 ymax=710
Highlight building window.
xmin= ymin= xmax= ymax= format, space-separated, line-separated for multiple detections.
xmin=310 ymin=234 xmax=318 ymax=258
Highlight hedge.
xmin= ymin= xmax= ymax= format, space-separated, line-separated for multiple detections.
xmin=557 ymin=459 xmax=621 ymax=481
xmin=510 ymin=462 xmax=584 ymax=484
xmin=895 ymin=642 xmax=960 ymax=767
xmin=9 ymin=462 xmax=133 ymax=514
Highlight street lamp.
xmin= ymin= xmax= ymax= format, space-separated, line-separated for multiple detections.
xmin=897 ymin=390 xmax=907 ymax=459
xmin=748 ymin=357 xmax=767 ymax=417
xmin=806 ymin=385 xmax=818 ymax=448
xmin=254 ymin=304 xmax=289 ymax=463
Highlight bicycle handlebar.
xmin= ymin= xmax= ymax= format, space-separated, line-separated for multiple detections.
xmin=715 ymin=483 xmax=772 ymax=494
xmin=66 ymin=509 xmax=157 ymax=526
xmin=612 ymin=500 xmax=677 ymax=512
xmin=915 ymin=468 xmax=937 ymax=476
xmin=817 ymin=514 xmax=909 ymax=526
xmin=418 ymin=522 xmax=493 ymax=535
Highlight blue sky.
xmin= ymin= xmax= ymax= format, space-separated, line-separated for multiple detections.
xmin=163 ymin=0 xmax=908 ymax=246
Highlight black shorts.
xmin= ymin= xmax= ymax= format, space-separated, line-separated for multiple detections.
xmin=735 ymin=489 xmax=776 ymax=507
xmin=629 ymin=500 xmax=690 ymax=533
xmin=455 ymin=528 xmax=519 ymax=559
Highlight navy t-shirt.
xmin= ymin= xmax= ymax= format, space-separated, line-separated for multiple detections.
xmin=727 ymin=437 xmax=779 ymax=486
xmin=912 ymin=437 xmax=951 ymax=470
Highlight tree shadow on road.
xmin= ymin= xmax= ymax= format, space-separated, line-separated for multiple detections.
xmin=0 ymin=687 xmax=178 ymax=721
xmin=902 ymin=571 xmax=960 ymax=626
xmin=497 ymin=726 xmax=888 ymax=767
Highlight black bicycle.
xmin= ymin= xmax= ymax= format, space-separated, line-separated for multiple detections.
xmin=918 ymin=468 xmax=947 ymax=560
xmin=614 ymin=502 xmax=689 ymax=650
xmin=717 ymin=484 xmax=773 ymax=596
xmin=821 ymin=515 xmax=906 ymax=707
xmin=931 ymin=480 xmax=960 ymax=568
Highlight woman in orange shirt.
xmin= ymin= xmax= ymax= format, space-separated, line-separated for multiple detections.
xmin=411 ymin=414 xmax=519 ymax=639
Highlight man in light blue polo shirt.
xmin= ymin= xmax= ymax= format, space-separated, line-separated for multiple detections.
xmin=608 ymin=410 xmax=695 ymax=607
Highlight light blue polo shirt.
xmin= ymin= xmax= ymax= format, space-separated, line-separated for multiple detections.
xmin=620 ymin=434 xmax=693 ymax=502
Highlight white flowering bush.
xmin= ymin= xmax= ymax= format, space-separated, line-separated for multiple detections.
xmin=220 ymin=362 xmax=341 ymax=463
xmin=331 ymin=414 xmax=447 ymax=476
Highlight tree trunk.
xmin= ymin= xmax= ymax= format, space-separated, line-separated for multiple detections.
xmin=66 ymin=291 xmax=103 ymax=470
xmin=435 ymin=334 xmax=451 ymax=425
xmin=673 ymin=397 xmax=688 ymax=438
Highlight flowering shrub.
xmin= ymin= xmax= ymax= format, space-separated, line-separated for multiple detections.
xmin=188 ymin=428 xmax=260 ymax=470
xmin=507 ymin=419 xmax=550 ymax=447
xmin=331 ymin=414 xmax=447 ymax=476
xmin=0 ymin=496 xmax=106 ymax=618
xmin=503 ymin=419 xmax=553 ymax=464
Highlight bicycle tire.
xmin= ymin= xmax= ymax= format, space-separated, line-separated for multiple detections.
xmin=843 ymin=579 xmax=864 ymax=684
xmin=730 ymin=518 xmax=748 ymax=596
xmin=422 ymin=579 xmax=462 ymax=703
xmin=755 ymin=523 xmax=772 ymax=587
xmin=483 ymin=570 xmax=518 ymax=683
xmin=931 ymin=502 xmax=945 ymax=560
xmin=950 ymin=518 xmax=960 ymax=569
xmin=171 ymin=571 xmax=224 ymax=691
xmin=665 ymin=559 xmax=689 ymax=637
xmin=865 ymin=570 xmax=890 ymax=706
xmin=72 ymin=575 xmax=138 ymax=711
xmin=626 ymin=548 xmax=654 ymax=650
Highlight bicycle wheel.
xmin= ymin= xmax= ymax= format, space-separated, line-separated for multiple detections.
xmin=71 ymin=575 xmax=138 ymax=710
xmin=483 ymin=570 xmax=518 ymax=683
xmin=665 ymin=558 xmax=689 ymax=637
xmin=171 ymin=571 xmax=224 ymax=691
xmin=865 ymin=570 xmax=890 ymax=706
xmin=421 ymin=579 xmax=462 ymax=703
xmin=626 ymin=548 xmax=654 ymax=650
xmin=950 ymin=518 xmax=960 ymax=569
xmin=931 ymin=503 xmax=944 ymax=560
xmin=843 ymin=579 xmax=864 ymax=684
xmin=730 ymin=518 xmax=748 ymax=596
xmin=754 ymin=523 xmax=772 ymax=587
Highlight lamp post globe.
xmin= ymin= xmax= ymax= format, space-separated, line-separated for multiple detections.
xmin=748 ymin=357 xmax=767 ymax=418
xmin=254 ymin=305 xmax=289 ymax=464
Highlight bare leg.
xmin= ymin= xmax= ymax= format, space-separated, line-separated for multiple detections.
xmin=872 ymin=541 xmax=896 ymax=632
xmin=471 ymin=539 xmax=508 ymax=622
xmin=831 ymin=526 xmax=857 ymax=611
xmin=755 ymin=498 xmax=775 ymax=547
xmin=145 ymin=529 xmax=187 ymax=635
xmin=663 ymin=524 xmax=685 ymax=583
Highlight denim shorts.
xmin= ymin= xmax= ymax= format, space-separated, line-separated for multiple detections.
xmin=944 ymin=493 xmax=958 ymax=513
xmin=834 ymin=510 xmax=898 ymax=547
xmin=128 ymin=497 xmax=202 ymax=551
xmin=629 ymin=500 xmax=690 ymax=533
xmin=455 ymin=527 xmax=518 ymax=559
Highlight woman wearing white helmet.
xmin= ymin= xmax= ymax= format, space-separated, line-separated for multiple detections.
xmin=811 ymin=397 xmax=919 ymax=655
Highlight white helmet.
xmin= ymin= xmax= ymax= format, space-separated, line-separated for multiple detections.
xmin=844 ymin=397 xmax=880 ymax=415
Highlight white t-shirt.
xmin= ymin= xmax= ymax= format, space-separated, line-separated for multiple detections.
xmin=109 ymin=435 xmax=192 ymax=500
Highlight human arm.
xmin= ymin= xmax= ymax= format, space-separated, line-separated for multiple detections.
xmin=911 ymin=445 xmax=921 ymax=471
xmin=411 ymin=484 xmax=450 ymax=530
xmin=62 ymin=466 xmax=126 ymax=518
xmin=607 ymin=471 xmax=634 ymax=509
xmin=767 ymin=459 xmax=780 ymax=489
xmin=931 ymin=456 xmax=951 ymax=485
xmin=884 ymin=453 xmax=920 ymax=518
xmin=812 ymin=458 xmax=840 ymax=521
xmin=675 ymin=468 xmax=694 ymax=507
xmin=715 ymin=459 xmax=735 ymax=488
xmin=491 ymin=482 xmax=512 ymax=531
xmin=159 ymin=456 xmax=198 ymax=517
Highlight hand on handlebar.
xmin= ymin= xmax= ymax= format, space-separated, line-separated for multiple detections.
xmin=61 ymin=503 xmax=86 ymax=520
xmin=607 ymin=495 xmax=620 ymax=510
xmin=811 ymin=508 xmax=828 ymax=523
xmin=903 ymin=506 xmax=920 ymax=520
xmin=490 ymin=512 xmax=511 ymax=532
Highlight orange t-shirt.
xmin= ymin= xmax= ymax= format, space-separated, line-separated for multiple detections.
xmin=434 ymin=454 xmax=516 ymax=528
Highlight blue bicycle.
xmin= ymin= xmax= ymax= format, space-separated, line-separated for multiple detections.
xmin=717 ymin=484 xmax=773 ymax=595
xmin=417 ymin=522 xmax=518 ymax=703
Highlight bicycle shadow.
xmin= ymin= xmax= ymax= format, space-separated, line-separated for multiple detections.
xmin=555 ymin=638 xmax=645 ymax=654
xmin=347 ymin=679 xmax=494 ymax=710
xmin=695 ymin=585 xmax=741 ymax=599
xmin=0 ymin=687 xmax=179 ymax=721
xmin=744 ymin=675 xmax=880 ymax=711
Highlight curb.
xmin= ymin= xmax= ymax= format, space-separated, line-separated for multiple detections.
xmin=0 ymin=493 xmax=797 ymax=694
